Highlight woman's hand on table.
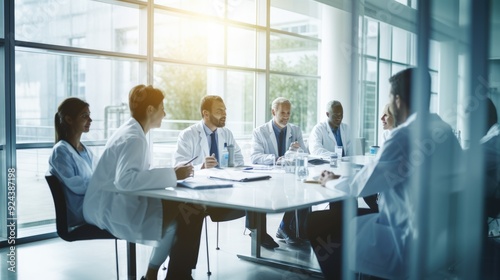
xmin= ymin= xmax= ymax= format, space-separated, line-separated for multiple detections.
xmin=174 ymin=164 xmax=194 ymax=180
xmin=319 ymin=170 xmax=341 ymax=187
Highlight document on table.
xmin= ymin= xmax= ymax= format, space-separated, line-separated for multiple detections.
xmin=207 ymin=169 xmax=272 ymax=182
xmin=177 ymin=177 xmax=233 ymax=190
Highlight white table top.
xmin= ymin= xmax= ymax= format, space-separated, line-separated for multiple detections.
xmin=131 ymin=167 xmax=348 ymax=213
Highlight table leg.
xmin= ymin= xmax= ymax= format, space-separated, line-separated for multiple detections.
xmin=249 ymin=212 xmax=263 ymax=258
xmin=127 ymin=242 xmax=136 ymax=279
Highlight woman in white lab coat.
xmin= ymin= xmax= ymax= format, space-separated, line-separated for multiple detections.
xmin=48 ymin=97 xmax=96 ymax=227
xmin=83 ymin=85 xmax=193 ymax=280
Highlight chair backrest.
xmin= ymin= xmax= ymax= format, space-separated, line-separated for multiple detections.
xmin=45 ymin=172 xmax=115 ymax=241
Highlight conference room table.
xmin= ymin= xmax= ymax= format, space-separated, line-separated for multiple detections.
xmin=128 ymin=155 xmax=374 ymax=276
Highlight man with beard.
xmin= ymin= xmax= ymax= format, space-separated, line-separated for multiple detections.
xmin=174 ymin=95 xmax=244 ymax=169
xmin=307 ymin=68 xmax=463 ymax=279
xmin=249 ymin=97 xmax=310 ymax=248
xmin=308 ymin=100 xmax=352 ymax=158
xmin=167 ymin=95 xmax=245 ymax=279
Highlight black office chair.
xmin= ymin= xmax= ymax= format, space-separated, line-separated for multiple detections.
xmin=204 ymin=208 xmax=245 ymax=275
xmin=45 ymin=173 xmax=135 ymax=279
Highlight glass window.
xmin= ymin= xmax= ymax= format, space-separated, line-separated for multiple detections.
xmin=154 ymin=11 xmax=224 ymax=64
xmin=392 ymin=27 xmax=409 ymax=63
xmin=379 ymin=21 xmax=392 ymax=60
xmin=429 ymin=39 xmax=440 ymax=71
xmin=269 ymin=74 xmax=318 ymax=133
xmin=15 ymin=0 xmax=144 ymax=55
xmin=270 ymin=0 xmax=320 ymax=38
xmin=227 ymin=0 xmax=257 ymax=25
xmin=270 ymin=32 xmax=319 ymax=75
xmin=15 ymin=49 xmax=144 ymax=144
xmin=16 ymin=148 xmax=56 ymax=237
xmin=155 ymin=0 xmax=221 ymax=17
xmin=0 ymin=1 xmax=4 ymax=39
xmin=227 ymin=26 xmax=256 ymax=68
xmin=365 ymin=19 xmax=378 ymax=57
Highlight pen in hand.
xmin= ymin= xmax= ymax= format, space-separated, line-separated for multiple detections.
xmin=184 ymin=156 xmax=198 ymax=166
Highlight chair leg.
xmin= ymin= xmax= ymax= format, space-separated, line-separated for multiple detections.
xmin=114 ymin=239 xmax=119 ymax=280
xmin=204 ymin=217 xmax=212 ymax=276
xmin=216 ymin=222 xmax=220 ymax=250
xmin=295 ymin=210 xmax=300 ymax=238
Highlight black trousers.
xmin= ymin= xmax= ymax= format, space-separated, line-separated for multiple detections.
xmin=165 ymin=204 xmax=244 ymax=280
xmin=307 ymin=196 xmax=378 ymax=280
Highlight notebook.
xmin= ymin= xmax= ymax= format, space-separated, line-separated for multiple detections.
xmin=177 ymin=177 xmax=233 ymax=190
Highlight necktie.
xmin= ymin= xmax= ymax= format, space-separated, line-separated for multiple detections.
xmin=210 ymin=132 xmax=219 ymax=162
xmin=334 ymin=128 xmax=344 ymax=156
xmin=278 ymin=130 xmax=285 ymax=157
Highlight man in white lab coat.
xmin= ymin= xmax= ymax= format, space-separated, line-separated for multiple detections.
xmin=307 ymin=68 xmax=463 ymax=279
xmin=169 ymin=95 xmax=246 ymax=277
xmin=308 ymin=100 xmax=352 ymax=158
xmin=250 ymin=97 xmax=309 ymax=247
xmin=174 ymin=95 xmax=244 ymax=168
xmin=480 ymin=97 xmax=500 ymax=279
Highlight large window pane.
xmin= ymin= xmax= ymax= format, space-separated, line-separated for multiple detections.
xmin=227 ymin=26 xmax=256 ymax=68
xmin=392 ymin=27 xmax=409 ymax=63
xmin=380 ymin=21 xmax=391 ymax=60
xmin=15 ymin=50 xmax=143 ymax=144
xmin=157 ymin=0 xmax=259 ymax=25
xmin=16 ymin=148 xmax=56 ymax=237
xmin=270 ymin=32 xmax=319 ymax=75
xmin=154 ymin=11 xmax=224 ymax=64
xmin=269 ymin=74 xmax=318 ymax=133
xmin=15 ymin=0 xmax=144 ymax=55
xmin=270 ymin=0 xmax=320 ymax=38
xmin=365 ymin=19 xmax=378 ymax=57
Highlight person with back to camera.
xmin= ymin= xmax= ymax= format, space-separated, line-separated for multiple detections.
xmin=307 ymin=68 xmax=463 ymax=279
xmin=250 ymin=97 xmax=310 ymax=247
xmin=83 ymin=85 xmax=194 ymax=280
xmin=48 ymin=97 xmax=96 ymax=228
xmin=308 ymin=100 xmax=352 ymax=158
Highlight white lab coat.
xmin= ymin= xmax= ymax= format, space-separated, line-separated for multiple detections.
xmin=174 ymin=120 xmax=245 ymax=169
xmin=481 ymin=123 xmax=500 ymax=217
xmin=326 ymin=113 xmax=463 ymax=278
xmin=83 ymin=118 xmax=177 ymax=246
xmin=308 ymin=121 xmax=352 ymax=158
xmin=250 ymin=120 xmax=308 ymax=165
xmin=48 ymin=140 xmax=97 ymax=227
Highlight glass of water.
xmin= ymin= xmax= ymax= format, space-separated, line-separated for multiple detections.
xmin=295 ymin=154 xmax=309 ymax=181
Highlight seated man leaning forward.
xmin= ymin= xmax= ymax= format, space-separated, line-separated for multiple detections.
xmin=250 ymin=97 xmax=310 ymax=248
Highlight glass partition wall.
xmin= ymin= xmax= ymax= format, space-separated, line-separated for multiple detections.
xmin=2 ymin=0 xmax=498 ymax=279
xmin=1 ymin=0 xmax=323 ymax=242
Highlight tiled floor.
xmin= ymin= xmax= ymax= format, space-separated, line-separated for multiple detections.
xmin=1 ymin=213 xmax=324 ymax=280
